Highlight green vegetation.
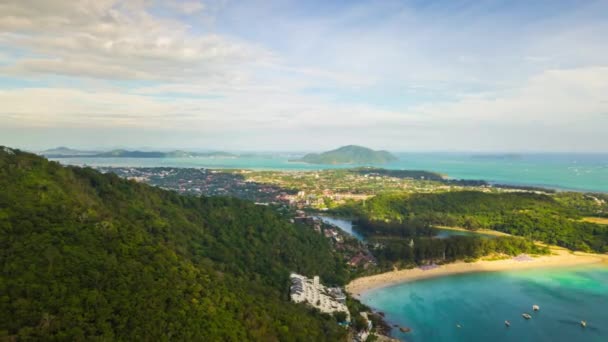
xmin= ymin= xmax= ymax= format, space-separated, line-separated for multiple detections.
xmin=343 ymin=191 xmax=608 ymax=253
xmin=350 ymin=218 xmax=548 ymax=268
xmin=554 ymin=192 xmax=608 ymax=217
xmin=0 ymin=147 xmax=347 ymax=341
xmin=371 ymin=236 xmax=548 ymax=269
xmin=354 ymin=218 xmax=436 ymax=238
xmin=244 ymin=167 xmax=484 ymax=211
xmin=293 ymin=145 xmax=397 ymax=165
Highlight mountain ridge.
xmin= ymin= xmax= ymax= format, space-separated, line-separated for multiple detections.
xmin=40 ymin=147 xmax=237 ymax=158
xmin=0 ymin=146 xmax=347 ymax=341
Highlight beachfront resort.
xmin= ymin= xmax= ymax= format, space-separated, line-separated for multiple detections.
xmin=289 ymin=273 xmax=350 ymax=321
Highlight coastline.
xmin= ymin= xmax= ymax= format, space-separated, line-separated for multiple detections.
xmin=346 ymin=247 xmax=608 ymax=297
xmin=48 ymin=155 xmax=608 ymax=194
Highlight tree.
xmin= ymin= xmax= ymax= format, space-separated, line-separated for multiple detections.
xmin=353 ymin=315 xmax=369 ymax=332
xmin=334 ymin=311 xmax=348 ymax=323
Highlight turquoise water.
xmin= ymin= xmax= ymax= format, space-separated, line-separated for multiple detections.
xmin=51 ymin=152 xmax=608 ymax=192
xmin=361 ymin=266 xmax=608 ymax=342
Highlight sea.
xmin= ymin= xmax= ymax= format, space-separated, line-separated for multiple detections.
xmin=361 ymin=266 xmax=608 ymax=342
xmin=50 ymin=152 xmax=608 ymax=193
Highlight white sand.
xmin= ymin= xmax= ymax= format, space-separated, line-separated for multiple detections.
xmin=347 ymin=247 xmax=607 ymax=296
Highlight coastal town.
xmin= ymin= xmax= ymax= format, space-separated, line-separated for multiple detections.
xmin=96 ymin=166 xmax=295 ymax=203
xmin=96 ymin=166 xmax=548 ymax=211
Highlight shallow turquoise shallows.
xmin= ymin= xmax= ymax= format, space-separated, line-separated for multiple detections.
xmin=52 ymin=152 xmax=608 ymax=192
xmin=360 ymin=266 xmax=608 ymax=342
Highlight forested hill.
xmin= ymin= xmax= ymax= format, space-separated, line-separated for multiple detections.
xmin=294 ymin=145 xmax=397 ymax=164
xmin=0 ymin=147 xmax=347 ymax=341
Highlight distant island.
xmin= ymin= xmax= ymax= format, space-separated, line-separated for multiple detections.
xmin=292 ymin=145 xmax=397 ymax=165
xmin=40 ymin=147 xmax=236 ymax=159
xmin=40 ymin=146 xmax=100 ymax=157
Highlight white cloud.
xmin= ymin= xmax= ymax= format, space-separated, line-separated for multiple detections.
xmin=1 ymin=0 xmax=607 ymax=151
xmin=170 ymin=1 xmax=205 ymax=15
xmin=0 ymin=0 xmax=270 ymax=82
xmin=411 ymin=67 xmax=608 ymax=125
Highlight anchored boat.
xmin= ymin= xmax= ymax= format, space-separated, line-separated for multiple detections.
xmin=522 ymin=313 xmax=532 ymax=320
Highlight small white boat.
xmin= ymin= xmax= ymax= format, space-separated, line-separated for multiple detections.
xmin=532 ymin=305 xmax=540 ymax=311
xmin=581 ymin=321 xmax=587 ymax=328
xmin=505 ymin=320 xmax=511 ymax=327
xmin=522 ymin=313 xmax=532 ymax=320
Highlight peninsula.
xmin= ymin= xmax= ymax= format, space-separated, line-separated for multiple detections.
xmin=293 ymin=145 xmax=397 ymax=165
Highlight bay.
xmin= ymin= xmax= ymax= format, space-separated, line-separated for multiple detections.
xmin=360 ymin=266 xmax=608 ymax=342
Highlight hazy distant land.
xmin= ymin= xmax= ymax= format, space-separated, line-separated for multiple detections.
xmin=40 ymin=147 xmax=237 ymax=159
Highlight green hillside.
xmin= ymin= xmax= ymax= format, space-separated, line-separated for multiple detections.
xmin=0 ymin=147 xmax=347 ymax=341
xmin=294 ymin=145 xmax=397 ymax=165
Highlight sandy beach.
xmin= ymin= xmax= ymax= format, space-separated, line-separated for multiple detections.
xmin=347 ymin=247 xmax=608 ymax=296
xmin=434 ymin=225 xmax=512 ymax=237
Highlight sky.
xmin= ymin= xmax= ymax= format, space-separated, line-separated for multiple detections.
xmin=1 ymin=0 xmax=607 ymax=152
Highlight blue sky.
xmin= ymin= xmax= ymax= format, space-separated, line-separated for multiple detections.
xmin=0 ymin=0 xmax=607 ymax=152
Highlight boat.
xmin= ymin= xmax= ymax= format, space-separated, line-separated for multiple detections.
xmin=522 ymin=313 xmax=532 ymax=320
xmin=580 ymin=321 xmax=587 ymax=328
xmin=505 ymin=320 xmax=511 ymax=327
xmin=532 ymin=305 xmax=540 ymax=311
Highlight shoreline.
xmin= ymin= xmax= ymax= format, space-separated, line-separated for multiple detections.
xmin=346 ymin=247 xmax=608 ymax=297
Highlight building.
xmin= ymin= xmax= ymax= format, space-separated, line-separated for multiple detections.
xmin=289 ymin=273 xmax=350 ymax=321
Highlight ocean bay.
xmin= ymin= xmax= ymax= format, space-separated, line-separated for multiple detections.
xmin=360 ymin=266 xmax=608 ymax=342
